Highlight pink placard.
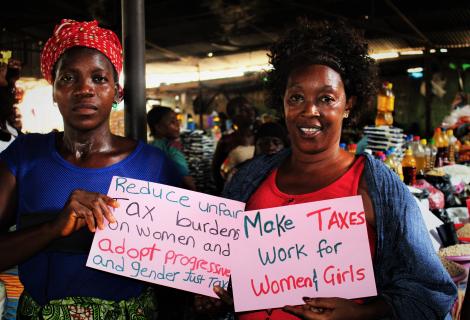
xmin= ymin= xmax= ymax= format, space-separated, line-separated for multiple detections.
xmin=229 ymin=195 xmax=377 ymax=312
xmin=86 ymin=176 xmax=245 ymax=297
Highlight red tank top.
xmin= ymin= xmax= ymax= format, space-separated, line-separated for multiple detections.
xmin=240 ymin=156 xmax=376 ymax=320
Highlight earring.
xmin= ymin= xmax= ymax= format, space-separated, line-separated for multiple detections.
xmin=112 ymin=101 xmax=118 ymax=110
xmin=343 ymin=111 xmax=349 ymax=119
xmin=53 ymin=101 xmax=58 ymax=108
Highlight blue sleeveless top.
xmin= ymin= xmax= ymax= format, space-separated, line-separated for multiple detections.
xmin=0 ymin=132 xmax=181 ymax=305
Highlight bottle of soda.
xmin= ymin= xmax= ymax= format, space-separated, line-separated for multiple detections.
xmin=433 ymin=128 xmax=445 ymax=167
xmin=402 ymin=148 xmax=417 ymax=185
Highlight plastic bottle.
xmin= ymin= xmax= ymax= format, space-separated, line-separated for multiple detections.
xmin=421 ymin=139 xmax=431 ymax=172
xmin=339 ymin=142 xmax=347 ymax=150
xmin=377 ymin=82 xmax=395 ymax=112
xmin=404 ymin=134 xmax=413 ymax=151
xmin=375 ymin=112 xmax=394 ymax=127
xmin=402 ymin=148 xmax=417 ymax=186
xmin=433 ymin=128 xmax=445 ymax=167
xmin=441 ymin=128 xmax=450 ymax=166
xmin=384 ymin=149 xmax=396 ymax=172
xmin=375 ymin=82 xmax=394 ymax=126
xmin=385 ymin=148 xmax=403 ymax=180
xmin=428 ymin=138 xmax=438 ymax=170
xmin=391 ymin=147 xmax=403 ymax=181
xmin=411 ymin=136 xmax=426 ymax=173
xmin=446 ymin=129 xmax=457 ymax=165
xmin=347 ymin=143 xmax=357 ymax=154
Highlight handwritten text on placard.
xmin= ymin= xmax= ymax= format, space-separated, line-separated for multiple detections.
xmin=229 ymin=196 xmax=377 ymax=312
xmin=86 ymin=176 xmax=245 ymax=297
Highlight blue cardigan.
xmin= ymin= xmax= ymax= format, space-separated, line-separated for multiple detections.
xmin=223 ymin=149 xmax=457 ymax=320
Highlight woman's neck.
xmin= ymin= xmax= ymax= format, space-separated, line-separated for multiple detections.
xmin=61 ymin=126 xmax=114 ymax=160
xmin=288 ymin=145 xmax=353 ymax=174
xmin=154 ymin=133 xmax=169 ymax=141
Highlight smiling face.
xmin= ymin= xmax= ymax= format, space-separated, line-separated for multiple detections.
xmin=52 ymin=47 xmax=118 ymax=132
xmin=283 ymin=64 xmax=353 ymax=155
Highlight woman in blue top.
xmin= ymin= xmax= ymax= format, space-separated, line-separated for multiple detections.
xmin=0 ymin=19 xmax=179 ymax=319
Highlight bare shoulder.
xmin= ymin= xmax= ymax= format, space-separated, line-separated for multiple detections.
xmin=358 ymin=172 xmax=376 ymax=228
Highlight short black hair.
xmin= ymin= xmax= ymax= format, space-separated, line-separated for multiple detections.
xmin=266 ymin=18 xmax=378 ymax=126
xmin=147 ymin=106 xmax=173 ymax=136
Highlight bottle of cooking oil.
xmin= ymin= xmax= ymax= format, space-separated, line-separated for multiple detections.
xmin=446 ymin=129 xmax=457 ymax=165
xmin=375 ymin=82 xmax=394 ymax=126
xmin=411 ymin=136 xmax=425 ymax=174
xmin=421 ymin=139 xmax=431 ymax=172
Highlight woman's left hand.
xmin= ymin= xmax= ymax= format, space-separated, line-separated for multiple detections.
xmin=283 ymin=297 xmax=365 ymax=320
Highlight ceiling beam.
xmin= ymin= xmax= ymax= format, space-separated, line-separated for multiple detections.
xmin=384 ymin=0 xmax=433 ymax=46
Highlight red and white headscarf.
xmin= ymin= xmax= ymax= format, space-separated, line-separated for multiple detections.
xmin=40 ymin=19 xmax=123 ymax=84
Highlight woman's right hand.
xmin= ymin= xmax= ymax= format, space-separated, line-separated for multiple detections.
xmin=213 ymin=285 xmax=234 ymax=306
xmin=193 ymin=285 xmax=234 ymax=317
xmin=51 ymin=189 xmax=119 ymax=237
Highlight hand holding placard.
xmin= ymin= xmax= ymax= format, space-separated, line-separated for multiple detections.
xmin=86 ymin=176 xmax=245 ymax=297
xmin=229 ymin=195 xmax=377 ymax=312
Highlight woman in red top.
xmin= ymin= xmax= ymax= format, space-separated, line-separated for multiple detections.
xmin=207 ymin=18 xmax=390 ymax=320
xmin=198 ymin=18 xmax=455 ymax=320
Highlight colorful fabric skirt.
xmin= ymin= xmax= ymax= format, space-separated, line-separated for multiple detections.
xmin=0 ymin=266 xmax=24 ymax=320
xmin=17 ymin=287 xmax=157 ymax=320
